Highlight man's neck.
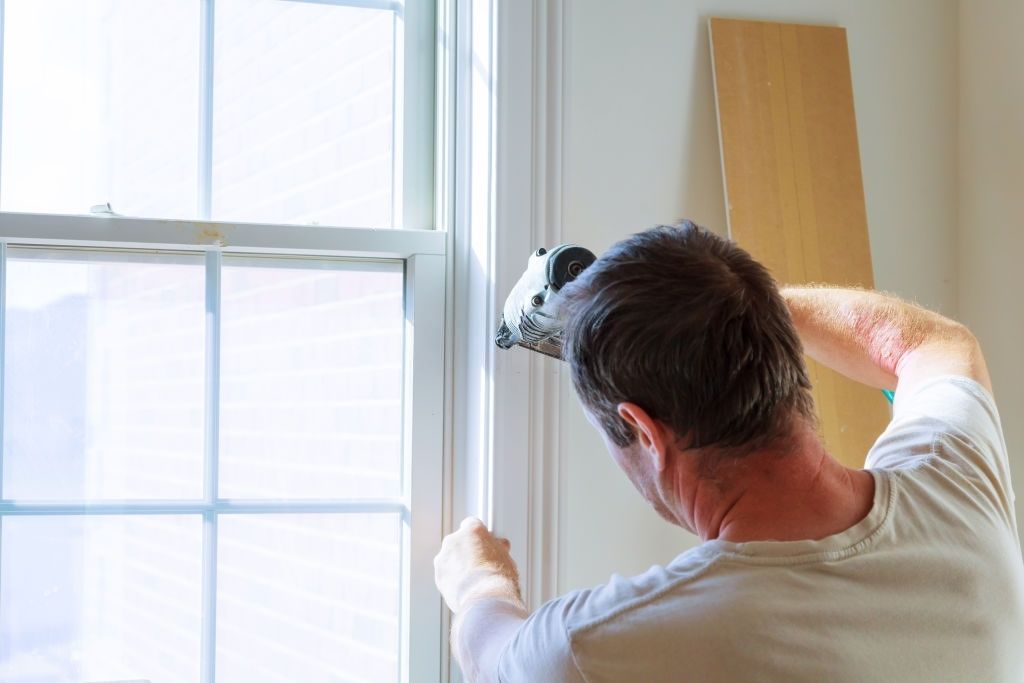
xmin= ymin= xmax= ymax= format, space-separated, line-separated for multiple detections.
xmin=683 ymin=426 xmax=876 ymax=544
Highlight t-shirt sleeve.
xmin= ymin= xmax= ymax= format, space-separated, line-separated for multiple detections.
xmin=496 ymin=593 xmax=586 ymax=683
xmin=866 ymin=375 xmax=1014 ymax=519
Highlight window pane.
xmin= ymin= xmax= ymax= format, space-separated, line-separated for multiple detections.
xmin=212 ymin=0 xmax=397 ymax=228
xmin=0 ymin=0 xmax=200 ymax=218
xmin=3 ymin=249 xmax=206 ymax=500
xmin=216 ymin=514 xmax=400 ymax=682
xmin=219 ymin=257 xmax=404 ymax=499
xmin=0 ymin=515 xmax=203 ymax=683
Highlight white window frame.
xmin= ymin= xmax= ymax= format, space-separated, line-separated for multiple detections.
xmin=441 ymin=2 xmax=566 ymax=680
xmin=0 ymin=2 xmax=444 ymax=681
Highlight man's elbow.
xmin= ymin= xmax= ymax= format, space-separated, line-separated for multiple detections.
xmin=897 ymin=320 xmax=993 ymax=394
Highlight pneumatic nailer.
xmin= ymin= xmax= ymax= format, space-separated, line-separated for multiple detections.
xmin=494 ymin=244 xmax=596 ymax=360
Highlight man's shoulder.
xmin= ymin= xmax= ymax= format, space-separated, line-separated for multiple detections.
xmin=867 ymin=375 xmax=1014 ymax=526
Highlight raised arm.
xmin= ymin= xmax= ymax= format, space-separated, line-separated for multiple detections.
xmin=781 ymin=286 xmax=992 ymax=397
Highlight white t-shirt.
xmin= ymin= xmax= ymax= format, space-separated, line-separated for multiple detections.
xmin=497 ymin=376 xmax=1024 ymax=682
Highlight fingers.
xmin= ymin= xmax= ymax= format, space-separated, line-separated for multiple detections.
xmin=454 ymin=517 xmax=513 ymax=551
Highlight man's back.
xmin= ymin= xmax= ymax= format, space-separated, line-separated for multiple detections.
xmin=498 ymin=377 xmax=1024 ymax=682
xmin=434 ymin=230 xmax=1022 ymax=683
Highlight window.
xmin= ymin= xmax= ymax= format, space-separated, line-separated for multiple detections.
xmin=0 ymin=0 xmax=433 ymax=229
xmin=0 ymin=1 xmax=443 ymax=682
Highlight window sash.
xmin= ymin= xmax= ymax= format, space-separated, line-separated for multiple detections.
xmin=0 ymin=0 xmax=443 ymax=677
xmin=0 ymin=0 xmax=436 ymax=230
xmin=0 ymin=214 xmax=445 ymax=683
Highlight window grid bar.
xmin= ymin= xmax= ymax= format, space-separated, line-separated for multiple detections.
xmin=0 ymin=499 xmax=408 ymax=516
xmin=0 ymin=242 xmax=6 ymax=625
xmin=0 ymin=212 xmax=446 ymax=257
xmin=200 ymin=249 xmax=221 ymax=683
xmin=284 ymin=0 xmax=403 ymax=13
xmin=391 ymin=9 xmax=401 ymax=228
xmin=204 ymin=251 xmax=222 ymax=506
xmin=0 ymin=242 xmax=6 ymax=494
xmin=0 ymin=0 xmax=6 ymax=201
xmin=198 ymin=0 xmax=215 ymax=220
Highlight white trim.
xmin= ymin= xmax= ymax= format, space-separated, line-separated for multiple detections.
xmin=402 ymin=253 xmax=446 ymax=683
xmin=434 ymin=1 xmax=457 ymax=680
xmin=445 ymin=0 xmax=566 ymax=633
xmin=525 ymin=0 xmax=565 ymax=609
xmin=442 ymin=2 xmax=567 ymax=676
xmin=448 ymin=0 xmax=496 ymax=530
xmin=490 ymin=0 xmax=565 ymax=610
xmin=443 ymin=1 xmax=498 ymax=677
xmin=0 ymin=212 xmax=445 ymax=258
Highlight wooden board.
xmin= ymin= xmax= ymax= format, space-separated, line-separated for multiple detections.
xmin=708 ymin=17 xmax=889 ymax=467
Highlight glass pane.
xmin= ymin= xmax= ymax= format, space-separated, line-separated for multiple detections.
xmin=219 ymin=257 xmax=404 ymax=499
xmin=213 ymin=0 xmax=397 ymax=228
xmin=3 ymin=249 xmax=206 ymax=500
xmin=216 ymin=514 xmax=400 ymax=683
xmin=0 ymin=515 xmax=203 ymax=683
xmin=0 ymin=0 xmax=200 ymax=219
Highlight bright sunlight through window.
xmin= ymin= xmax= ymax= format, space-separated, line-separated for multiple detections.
xmin=0 ymin=1 xmax=441 ymax=681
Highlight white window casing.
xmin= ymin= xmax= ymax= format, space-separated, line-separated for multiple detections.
xmin=444 ymin=0 xmax=566 ymax=662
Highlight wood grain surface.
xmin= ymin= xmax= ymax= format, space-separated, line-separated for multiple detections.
xmin=709 ymin=17 xmax=889 ymax=467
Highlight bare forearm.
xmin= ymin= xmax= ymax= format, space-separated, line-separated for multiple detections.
xmin=780 ymin=286 xmax=990 ymax=394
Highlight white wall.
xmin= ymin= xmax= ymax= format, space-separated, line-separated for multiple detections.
xmin=556 ymin=0 xmax=961 ymax=591
xmin=958 ymin=0 xmax=1024 ymax=539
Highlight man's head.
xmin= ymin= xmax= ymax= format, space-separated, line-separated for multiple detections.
xmin=560 ymin=221 xmax=815 ymax=513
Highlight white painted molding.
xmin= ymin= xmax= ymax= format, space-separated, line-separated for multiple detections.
xmin=444 ymin=0 xmax=565 ymax=677
xmin=525 ymin=0 xmax=565 ymax=609
xmin=491 ymin=0 xmax=565 ymax=610
xmin=446 ymin=0 xmax=565 ymax=589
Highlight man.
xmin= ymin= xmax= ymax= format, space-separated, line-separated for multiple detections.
xmin=434 ymin=222 xmax=1024 ymax=682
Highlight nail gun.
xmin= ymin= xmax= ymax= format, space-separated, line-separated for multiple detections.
xmin=494 ymin=244 xmax=597 ymax=360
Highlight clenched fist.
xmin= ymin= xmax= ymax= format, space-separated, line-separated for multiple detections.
xmin=434 ymin=517 xmax=524 ymax=615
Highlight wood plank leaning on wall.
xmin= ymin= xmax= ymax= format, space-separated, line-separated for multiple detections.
xmin=708 ymin=17 xmax=890 ymax=468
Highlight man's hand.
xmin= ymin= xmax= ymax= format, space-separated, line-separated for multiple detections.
xmin=434 ymin=518 xmax=528 ymax=682
xmin=434 ymin=517 xmax=523 ymax=613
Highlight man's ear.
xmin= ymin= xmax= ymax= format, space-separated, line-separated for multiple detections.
xmin=617 ymin=403 xmax=670 ymax=472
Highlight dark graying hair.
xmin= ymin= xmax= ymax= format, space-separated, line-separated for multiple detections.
xmin=560 ymin=221 xmax=815 ymax=455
